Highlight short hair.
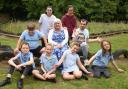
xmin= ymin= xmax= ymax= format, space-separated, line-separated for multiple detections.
xmin=67 ymin=5 xmax=74 ymax=10
xmin=70 ymin=41 xmax=80 ymax=47
xmin=21 ymin=42 xmax=30 ymax=48
xmin=81 ymin=19 xmax=88 ymax=25
xmin=27 ymin=22 xmax=35 ymax=30
xmin=46 ymin=6 xmax=52 ymax=9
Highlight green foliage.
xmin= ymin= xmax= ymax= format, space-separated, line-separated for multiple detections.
xmin=0 ymin=0 xmax=128 ymax=22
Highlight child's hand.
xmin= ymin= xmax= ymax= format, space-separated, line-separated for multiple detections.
xmin=97 ymin=37 xmax=103 ymax=42
xmin=87 ymin=72 xmax=93 ymax=77
xmin=15 ymin=65 xmax=22 ymax=70
xmin=118 ymin=68 xmax=124 ymax=73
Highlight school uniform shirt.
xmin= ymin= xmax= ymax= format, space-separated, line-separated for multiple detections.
xmin=40 ymin=53 xmax=58 ymax=72
xmin=62 ymin=49 xmax=80 ymax=74
xmin=39 ymin=14 xmax=56 ymax=39
xmin=17 ymin=51 xmax=35 ymax=68
xmin=20 ymin=30 xmax=43 ymax=50
xmin=92 ymin=49 xmax=113 ymax=67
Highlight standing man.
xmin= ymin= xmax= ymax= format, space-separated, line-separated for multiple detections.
xmin=61 ymin=5 xmax=77 ymax=40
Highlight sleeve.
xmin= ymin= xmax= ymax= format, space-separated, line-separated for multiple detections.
xmin=37 ymin=30 xmax=44 ymax=39
xmin=61 ymin=28 xmax=69 ymax=46
xmin=76 ymin=54 xmax=80 ymax=61
xmin=95 ymin=49 xmax=102 ymax=57
xmin=110 ymin=55 xmax=114 ymax=60
xmin=86 ymin=29 xmax=89 ymax=38
xmin=61 ymin=15 xmax=66 ymax=27
xmin=17 ymin=52 xmax=21 ymax=60
xmin=20 ymin=31 xmax=26 ymax=40
xmin=48 ymin=29 xmax=58 ymax=45
xmin=38 ymin=14 xmax=43 ymax=23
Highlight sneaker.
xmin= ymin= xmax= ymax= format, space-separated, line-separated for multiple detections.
xmin=0 ymin=77 xmax=11 ymax=87
xmin=17 ymin=79 xmax=23 ymax=89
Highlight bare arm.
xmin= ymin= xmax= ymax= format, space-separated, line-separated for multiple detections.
xmin=42 ymin=35 xmax=47 ymax=46
xmin=41 ymin=64 xmax=46 ymax=73
xmin=111 ymin=60 xmax=124 ymax=72
xmin=77 ymin=59 xmax=90 ymax=74
xmin=88 ymin=54 xmax=97 ymax=65
xmin=8 ymin=56 xmax=18 ymax=68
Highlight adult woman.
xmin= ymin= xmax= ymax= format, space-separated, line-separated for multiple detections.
xmin=48 ymin=18 xmax=69 ymax=60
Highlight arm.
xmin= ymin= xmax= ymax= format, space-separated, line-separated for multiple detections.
xmin=88 ymin=54 xmax=97 ymax=65
xmin=8 ymin=56 xmax=19 ymax=68
xmin=61 ymin=28 xmax=69 ymax=46
xmin=41 ymin=35 xmax=47 ymax=46
xmin=111 ymin=60 xmax=124 ymax=72
xmin=88 ymin=37 xmax=102 ymax=43
xmin=41 ymin=64 xmax=47 ymax=73
xmin=48 ymin=30 xmax=58 ymax=46
xmin=77 ymin=59 xmax=90 ymax=74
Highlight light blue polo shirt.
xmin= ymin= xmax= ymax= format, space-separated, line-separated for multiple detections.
xmin=92 ymin=49 xmax=113 ymax=67
xmin=40 ymin=53 xmax=58 ymax=72
xmin=62 ymin=49 xmax=80 ymax=74
xmin=17 ymin=51 xmax=35 ymax=68
xmin=20 ymin=30 xmax=43 ymax=49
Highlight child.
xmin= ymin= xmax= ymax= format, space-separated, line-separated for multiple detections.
xmin=32 ymin=43 xmax=58 ymax=82
xmin=87 ymin=40 xmax=124 ymax=78
xmin=0 ymin=42 xmax=34 ymax=89
xmin=72 ymin=19 xmax=101 ymax=64
xmin=54 ymin=42 xmax=93 ymax=80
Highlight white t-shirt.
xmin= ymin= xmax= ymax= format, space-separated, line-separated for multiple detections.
xmin=39 ymin=14 xmax=56 ymax=38
xmin=72 ymin=28 xmax=89 ymax=45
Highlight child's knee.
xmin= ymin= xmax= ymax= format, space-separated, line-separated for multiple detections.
xmin=32 ymin=70 xmax=39 ymax=75
xmin=74 ymin=71 xmax=82 ymax=78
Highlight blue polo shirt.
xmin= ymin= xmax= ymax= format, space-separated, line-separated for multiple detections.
xmin=62 ymin=49 xmax=80 ymax=74
xmin=20 ymin=30 xmax=43 ymax=49
xmin=17 ymin=51 xmax=35 ymax=68
xmin=92 ymin=49 xmax=113 ymax=67
xmin=40 ymin=53 xmax=58 ymax=72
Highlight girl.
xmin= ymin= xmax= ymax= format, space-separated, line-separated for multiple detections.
xmin=54 ymin=42 xmax=92 ymax=80
xmin=32 ymin=44 xmax=58 ymax=82
xmin=0 ymin=42 xmax=34 ymax=89
xmin=87 ymin=40 xmax=124 ymax=78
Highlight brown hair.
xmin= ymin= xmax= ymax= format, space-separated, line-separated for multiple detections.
xmin=81 ymin=19 xmax=88 ymax=25
xmin=70 ymin=41 xmax=80 ymax=48
xmin=21 ymin=42 xmax=30 ymax=48
xmin=101 ymin=40 xmax=112 ymax=55
xmin=27 ymin=22 xmax=35 ymax=30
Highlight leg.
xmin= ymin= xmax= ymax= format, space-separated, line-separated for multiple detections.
xmin=81 ymin=45 xmax=88 ymax=60
xmin=30 ymin=46 xmax=42 ymax=58
xmin=102 ymin=68 xmax=110 ymax=78
xmin=47 ymin=74 xmax=56 ymax=79
xmin=32 ymin=70 xmax=45 ymax=80
xmin=62 ymin=72 xmax=75 ymax=80
xmin=73 ymin=70 xmax=82 ymax=79
xmin=92 ymin=66 xmax=101 ymax=78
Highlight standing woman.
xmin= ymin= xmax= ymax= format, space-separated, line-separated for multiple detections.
xmin=48 ymin=18 xmax=69 ymax=61
xmin=39 ymin=6 xmax=56 ymax=46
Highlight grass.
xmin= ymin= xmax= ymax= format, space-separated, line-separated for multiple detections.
xmin=1 ymin=21 xmax=128 ymax=35
xmin=0 ymin=34 xmax=128 ymax=89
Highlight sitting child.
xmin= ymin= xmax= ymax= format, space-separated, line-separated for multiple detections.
xmin=0 ymin=42 xmax=34 ymax=89
xmin=87 ymin=40 xmax=124 ymax=78
xmin=54 ymin=42 xmax=93 ymax=80
xmin=32 ymin=43 xmax=58 ymax=83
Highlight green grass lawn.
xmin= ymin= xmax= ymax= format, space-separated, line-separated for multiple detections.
xmin=0 ymin=34 xmax=128 ymax=89
xmin=1 ymin=21 xmax=128 ymax=35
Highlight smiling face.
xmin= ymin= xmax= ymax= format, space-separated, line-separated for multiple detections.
xmin=21 ymin=43 xmax=30 ymax=54
xmin=46 ymin=7 xmax=53 ymax=16
xmin=27 ymin=23 xmax=35 ymax=36
xmin=101 ymin=40 xmax=111 ymax=52
xmin=54 ymin=20 xmax=61 ymax=30
xmin=45 ymin=44 xmax=53 ymax=55
xmin=80 ymin=20 xmax=87 ymax=30
xmin=71 ymin=45 xmax=80 ymax=53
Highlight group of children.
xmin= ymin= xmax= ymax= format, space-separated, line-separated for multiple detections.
xmin=0 ymin=5 xmax=126 ymax=89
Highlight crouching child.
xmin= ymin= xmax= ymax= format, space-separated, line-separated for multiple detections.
xmin=32 ymin=43 xmax=58 ymax=83
xmin=0 ymin=42 xmax=35 ymax=89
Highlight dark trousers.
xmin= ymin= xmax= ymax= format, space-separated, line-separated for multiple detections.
xmin=91 ymin=66 xmax=110 ymax=78
xmin=8 ymin=60 xmax=33 ymax=76
xmin=30 ymin=46 xmax=42 ymax=58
